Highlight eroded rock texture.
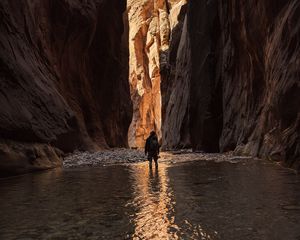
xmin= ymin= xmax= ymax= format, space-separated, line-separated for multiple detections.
xmin=219 ymin=1 xmax=300 ymax=169
xmin=161 ymin=2 xmax=190 ymax=149
xmin=127 ymin=0 xmax=186 ymax=148
xmin=162 ymin=0 xmax=300 ymax=169
xmin=0 ymin=0 xmax=131 ymax=175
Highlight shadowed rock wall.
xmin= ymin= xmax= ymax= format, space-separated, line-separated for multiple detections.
xmin=219 ymin=0 xmax=300 ymax=169
xmin=162 ymin=0 xmax=300 ymax=169
xmin=161 ymin=3 xmax=189 ymax=149
xmin=0 ymin=0 xmax=132 ymax=175
xmin=162 ymin=1 xmax=222 ymax=151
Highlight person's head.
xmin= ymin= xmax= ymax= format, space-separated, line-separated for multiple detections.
xmin=150 ymin=131 xmax=156 ymax=137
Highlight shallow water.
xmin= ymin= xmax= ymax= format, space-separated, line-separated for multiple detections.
xmin=0 ymin=159 xmax=300 ymax=240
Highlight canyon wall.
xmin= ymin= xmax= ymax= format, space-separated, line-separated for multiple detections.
xmin=0 ymin=0 xmax=131 ymax=175
xmin=162 ymin=0 xmax=300 ymax=169
xmin=219 ymin=0 xmax=300 ymax=169
xmin=161 ymin=2 xmax=189 ymax=149
xmin=127 ymin=0 xmax=187 ymax=148
xmin=162 ymin=0 xmax=221 ymax=151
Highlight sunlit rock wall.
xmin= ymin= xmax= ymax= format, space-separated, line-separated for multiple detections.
xmin=127 ymin=0 xmax=187 ymax=148
xmin=162 ymin=0 xmax=300 ymax=169
xmin=0 ymin=0 xmax=131 ymax=175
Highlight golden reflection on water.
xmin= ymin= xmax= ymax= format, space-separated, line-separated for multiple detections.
xmin=128 ymin=162 xmax=217 ymax=240
xmin=129 ymin=163 xmax=179 ymax=240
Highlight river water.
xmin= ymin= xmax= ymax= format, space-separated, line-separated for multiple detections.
xmin=0 ymin=157 xmax=300 ymax=240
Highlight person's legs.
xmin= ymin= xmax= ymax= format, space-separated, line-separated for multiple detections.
xmin=148 ymin=155 xmax=153 ymax=168
xmin=153 ymin=155 xmax=158 ymax=168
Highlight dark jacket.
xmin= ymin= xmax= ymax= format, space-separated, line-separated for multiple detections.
xmin=145 ymin=135 xmax=159 ymax=155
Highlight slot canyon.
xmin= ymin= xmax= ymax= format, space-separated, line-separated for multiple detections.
xmin=1 ymin=0 xmax=299 ymax=173
xmin=0 ymin=0 xmax=300 ymax=239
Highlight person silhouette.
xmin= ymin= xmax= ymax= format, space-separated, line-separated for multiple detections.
xmin=145 ymin=131 xmax=160 ymax=168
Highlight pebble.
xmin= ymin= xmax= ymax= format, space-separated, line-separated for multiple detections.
xmin=63 ymin=148 xmax=146 ymax=168
xmin=63 ymin=149 xmax=240 ymax=168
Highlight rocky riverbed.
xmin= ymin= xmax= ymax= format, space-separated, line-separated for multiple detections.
xmin=63 ymin=149 xmax=257 ymax=168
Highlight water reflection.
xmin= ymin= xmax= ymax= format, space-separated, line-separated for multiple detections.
xmin=129 ymin=163 xmax=215 ymax=239
xmin=148 ymin=165 xmax=160 ymax=193
xmin=0 ymin=160 xmax=300 ymax=239
xmin=128 ymin=164 xmax=172 ymax=239
xmin=0 ymin=166 xmax=135 ymax=239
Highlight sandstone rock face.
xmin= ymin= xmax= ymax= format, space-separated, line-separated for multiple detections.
xmin=186 ymin=0 xmax=223 ymax=153
xmin=162 ymin=0 xmax=300 ymax=169
xmin=219 ymin=1 xmax=300 ymax=169
xmin=161 ymin=2 xmax=189 ymax=149
xmin=0 ymin=140 xmax=62 ymax=177
xmin=162 ymin=15 xmax=191 ymax=149
xmin=127 ymin=0 xmax=186 ymax=148
xmin=0 ymin=0 xmax=131 ymax=175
